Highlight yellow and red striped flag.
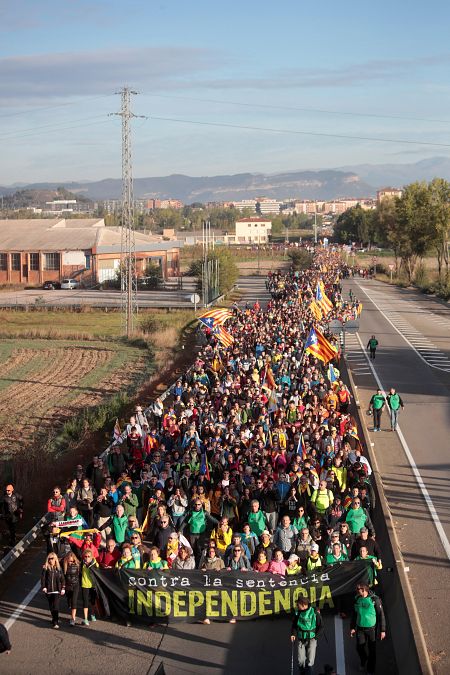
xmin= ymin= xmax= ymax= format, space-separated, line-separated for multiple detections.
xmin=309 ymin=300 xmax=323 ymax=321
xmin=214 ymin=325 xmax=234 ymax=348
xmin=198 ymin=308 xmax=233 ymax=328
xmin=316 ymin=282 xmax=333 ymax=315
xmin=304 ymin=327 xmax=337 ymax=364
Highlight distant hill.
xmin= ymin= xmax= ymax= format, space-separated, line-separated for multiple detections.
xmin=1 ymin=158 xmax=449 ymax=203
xmin=338 ymin=156 xmax=450 ymax=188
xmin=0 ymin=170 xmax=373 ymax=203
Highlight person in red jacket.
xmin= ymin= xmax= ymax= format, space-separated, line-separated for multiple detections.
xmin=47 ymin=487 xmax=66 ymax=517
xmin=98 ymin=538 xmax=121 ymax=568
xmin=69 ymin=531 xmax=101 ymax=560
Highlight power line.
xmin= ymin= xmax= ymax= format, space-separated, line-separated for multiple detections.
xmin=0 ymin=94 xmax=114 ymax=119
xmin=0 ymin=115 xmax=109 ymax=141
xmin=142 ymin=93 xmax=450 ymax=125
xmin=150 ymin=115 xmax=450 ymax=148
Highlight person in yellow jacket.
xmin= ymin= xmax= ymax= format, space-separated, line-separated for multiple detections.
xmin=305 ymin=543 xmax=323 ymax=573
xmin=210 ymin=518 xmax=233 ymax=556
xmin=311 ymin=480 xmax=334 ymax=516
xmin=80 ymin=550 xmax=98 ymax=626
xmin=332 ymin=457 xmax=347 ymax=493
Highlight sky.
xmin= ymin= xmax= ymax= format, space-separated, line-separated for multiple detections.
xmin=1 ymin=0 xmax=450 ymax=184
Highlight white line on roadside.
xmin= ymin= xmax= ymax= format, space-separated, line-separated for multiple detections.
xmin=334 ymin=615 xmax=347 ymax=675
xmin=355 ymin=332 xmax=450 ymax=562
xmin=4 ymin=580 xmax=40 ymax=631
xmin=356 ymin=284 xmax=450 ymax=373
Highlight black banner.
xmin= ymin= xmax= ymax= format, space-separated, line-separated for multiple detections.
xmin=93 ymin=561 xmax=368 ymax=623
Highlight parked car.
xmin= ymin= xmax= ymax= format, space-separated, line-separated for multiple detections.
xmin=60 ymin=278 xmax=80 ymax=290
xmin=43 ymin=281 xmax=61 ymax=290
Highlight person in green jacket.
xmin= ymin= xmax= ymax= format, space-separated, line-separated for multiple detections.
xmin=368 ymin=389 xmax=385 ymax=432
xmin=356 ymin=546 xmax=382 ymax=587
xmin=111 ymin=504 xmax=128 ymax=545
xmin=119 ymin=486 xmax=139 ymax=518
xmin=386 ymin=387 xmax=405 ymax=431
xmin=325 ymin=542 xmax=348 ymax=565
xmin=366 ymin=335 xmax=378 ymax=360
xmin=310 ymin=481 xmax=334 ymax=516
xmin=248 ymin=499 xmax=269 ymax=537
xmin=346 ymin=498 xmax=371 ymax=534
xmin=290 ymin=597 xmax=322 ymax=675
xmin=184 ymin=500 xmax=218 ymax=565
xmin=350 ymin=584 xmax=386 ymax=675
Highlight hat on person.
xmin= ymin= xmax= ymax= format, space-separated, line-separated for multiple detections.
xmin=360 ymin=526 xmax=368 ymax=533
xmin=288 ymin=554 xmax=299 ymax=563
xmin=261 ymin=530 xmax=271 ymax=537
xmin=310 ymin=543 xmax=319 ymax=552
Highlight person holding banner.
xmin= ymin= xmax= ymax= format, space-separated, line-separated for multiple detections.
xmin=291 ymin=597 xmax=322 ymax=675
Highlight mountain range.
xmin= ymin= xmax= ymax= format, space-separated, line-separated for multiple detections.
xmin=1 ymin=157 xmax=449 ymax=203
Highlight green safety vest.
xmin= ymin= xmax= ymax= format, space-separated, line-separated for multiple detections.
xmin=295 ymin=606 xmax=317 ymax=640
xmin=306 ymin=555 xmax=322 ymax=571
xmin=312 ymin=489 xmax=333 ymax=513
xmin=389 ymin=394 xmax=401 ymax=410
xmin=189 ymin=509 xmax=206 ymax=534
xmin=354 ymin=594 xmax=377 ymax=628
xmin=371 ymin=394 xmax=384 ymax=410
xmin=248 ymin=510 xmax=266 ymax=537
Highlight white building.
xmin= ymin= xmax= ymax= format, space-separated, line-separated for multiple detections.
xmin=257 ymin=199 xmax=281 ymax=215
xmin=233 ymin=199 xmax=257 ymax=212
xmin=235 ymin=218 xmax=272 ymax=244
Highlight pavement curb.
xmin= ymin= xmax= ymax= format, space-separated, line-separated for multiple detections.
xmin=345 ymin=358 xmax=434 ymax=675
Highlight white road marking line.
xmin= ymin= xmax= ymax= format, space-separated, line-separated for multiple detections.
xmin=4 ymin=580 xmax=41 ymax=631
xmin=355 ymin=332 xmax=450 ymax=561
xmin=334 ymin=615 xmax=347 ymax=675
xmin=356 ymin=285 xmax=450 ymax=373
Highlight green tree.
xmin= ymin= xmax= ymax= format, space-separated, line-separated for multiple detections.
xmin=428 ymin=178 xmax=450 ymax=280
xmin=335 ymin=205 xmax=375 ymax=246
xmin=394 ymin=182 xmax=435 ymax=283
xmin=287 ymin=248 xmax=313 ymax=271
xmin=189 ymin=248 xmax=238 ymax=297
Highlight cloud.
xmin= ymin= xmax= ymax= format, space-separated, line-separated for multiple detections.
xmin=0 ymin=46 xmax=220 ymax=104
xmin=189 ymin=54 xmax=450 ymax=90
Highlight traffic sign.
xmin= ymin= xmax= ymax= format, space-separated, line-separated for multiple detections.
xmin=328 ymin=319 xmax=343 ymax=335
xmin=343 ymin=319 xmax=359 ymax=333
xmin=189 ymin=293 xmax=200 ymax=311
xmin=388 ymin=264 xmax=395 ymax=270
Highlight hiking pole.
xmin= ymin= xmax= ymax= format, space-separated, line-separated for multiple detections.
xmin=291 ymin=639 xmax=295 ymax=675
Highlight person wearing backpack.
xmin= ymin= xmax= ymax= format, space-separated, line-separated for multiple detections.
xmin=310 ymin=480 xmax=334 ymax=518
xmin=350 ymin=583 xmax=386 ymax=675
xmin=291 ymin=597 xmax=323 ymax=675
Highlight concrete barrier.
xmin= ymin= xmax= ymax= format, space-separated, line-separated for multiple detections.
xmin=344 ymin=359 xmax=433 ymax=675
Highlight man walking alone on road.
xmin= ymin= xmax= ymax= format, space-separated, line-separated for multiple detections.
xmin=350 ymin=583 xmax=386 ymax=675
xmin=386 ymin=388 xmax=404 ymax=432
xmin=291 ymin=597 xmax=322 ymax=675
xmin=368 ymin=389 xmax=385 ymax=432
xmin=366 ymin=335 xmax=378 ymax=360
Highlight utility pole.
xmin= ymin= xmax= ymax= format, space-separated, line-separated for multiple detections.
xmin=314 ymin=204 xmax=318 ymax=245
xmin=110 ymin=87 xmax=144 ymax=338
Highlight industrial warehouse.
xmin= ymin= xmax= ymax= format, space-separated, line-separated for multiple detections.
xmin=0 ymin=218 xmax=182 ymax=286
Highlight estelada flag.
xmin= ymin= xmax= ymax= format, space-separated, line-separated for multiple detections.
xmin=198 ymin=308 xmax=233 ymax=329
xmin=309 ymin=300 xmax=322 ymax=321
xmin=113 ymin=418 xmax=122 ymax=442
xmin=214 ymin=325 xmax=234 ymax=348
xmin=296 ymin=433 xmax=307 ymax=460
xmin=261 ymin=365 xmax=276 ymax=391
xmin=304 ymin=327 xmax=337 ymax=364
xmin=315 ymin=282 xmax=333 ymax=315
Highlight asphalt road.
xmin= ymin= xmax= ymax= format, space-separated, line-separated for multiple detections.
xmin=343 ymin=277 xmax=450 ymax=674
xmin=0 ymin=543 xmax=395 ymax=675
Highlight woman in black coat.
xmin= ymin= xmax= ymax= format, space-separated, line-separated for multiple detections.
xmin=41 ymin=553 xmax=65 ymax=628
xmin=63 ymin=552 xmax=80 ymax=626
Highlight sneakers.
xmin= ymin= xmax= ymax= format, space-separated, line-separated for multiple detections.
xmin=203 ymin=619 xmax=211 ymax=625
xmin=69 ymin=619 xmax=75 ymax=627
xmin=53 ymin=624 xmax=59 ymax=629
xmin=82 ymin=619 xmax=89 ymax=626
xmin=90 ymin=615 xmax=96 ymax=622
xmin=229 ymin=619 xmax=236 ymax=624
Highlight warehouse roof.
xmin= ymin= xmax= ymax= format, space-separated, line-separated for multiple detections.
xmin=0 ymin=219 xmax=182 ymax=253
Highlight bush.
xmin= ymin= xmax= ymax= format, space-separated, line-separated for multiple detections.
xmin=140 ymin=315 xmax=164 ymax=334
xmin=287 ymin=248 xmax=313 ymax=271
